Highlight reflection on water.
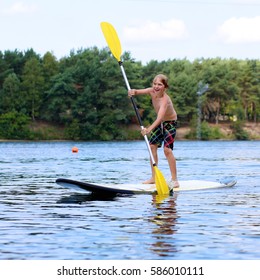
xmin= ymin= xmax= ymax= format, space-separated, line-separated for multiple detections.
xmin=57 ymin=193 xmax=118 ymax=204
xmin=149 ymin=193 xmax=179 ymax=257
xmin=0 ymin=141 xmax=259 ymax=259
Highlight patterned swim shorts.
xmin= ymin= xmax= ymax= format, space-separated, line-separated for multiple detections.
xmin=149 ymin=120 xmax=177 ymax=150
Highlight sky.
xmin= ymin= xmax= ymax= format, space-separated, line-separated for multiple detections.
xmin=0 ymin=0 xmax=260 ymax=63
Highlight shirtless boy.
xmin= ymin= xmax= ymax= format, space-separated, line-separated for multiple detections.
xmin=128 ymin=74 xmax=179 ymax=189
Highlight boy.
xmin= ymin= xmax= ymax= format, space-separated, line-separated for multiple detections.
xmin=128 ymin=74 xmax=179 ymax=188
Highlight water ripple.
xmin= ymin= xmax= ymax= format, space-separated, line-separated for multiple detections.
xmin=0 ymin=141 xmax=259 ymax=259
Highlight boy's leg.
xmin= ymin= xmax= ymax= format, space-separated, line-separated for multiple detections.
xmin=164 ymin=147 xmax=178 ymax=184
xmin=163 ymin=121 xmax=179 ymax=187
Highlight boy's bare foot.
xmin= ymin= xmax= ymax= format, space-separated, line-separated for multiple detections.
xmin=168 ymin=180 xmax=180 ymax=190
xmin=142 ymin=178 xmax=155 ymax=184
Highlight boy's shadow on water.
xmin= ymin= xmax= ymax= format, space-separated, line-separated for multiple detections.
xmin=57 ymin=193 xmax=118 ymax=204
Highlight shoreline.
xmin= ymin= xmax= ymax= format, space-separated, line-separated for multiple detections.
xmin=0 ymin=122 xmax=259 ymax=141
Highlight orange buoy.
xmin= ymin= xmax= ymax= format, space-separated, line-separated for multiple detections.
xmin=72 ymin=146 xmax=79 ymax=153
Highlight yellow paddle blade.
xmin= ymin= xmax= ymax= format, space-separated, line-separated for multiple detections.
xmin=100 ymin=22 xmax=122 ymax=62
xmin=154 ymin=166 xmax=169 ymax=195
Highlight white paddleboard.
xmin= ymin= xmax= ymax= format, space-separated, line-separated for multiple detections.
xmin=56 ymin=178 xmax=237 ymax=195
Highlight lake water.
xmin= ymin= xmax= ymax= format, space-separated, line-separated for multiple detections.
xmin=0 ymin=140 xmax=259 ymax=260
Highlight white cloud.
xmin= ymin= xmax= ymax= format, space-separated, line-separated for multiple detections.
xmin=3 ymin=2 xmax=37 ymax=15
xmin=123 ymin=19 xmax=188 ymax=43
xmin=216 ymin=16 xmax=260 ymax=43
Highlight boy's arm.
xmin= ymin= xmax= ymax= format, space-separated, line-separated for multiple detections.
xmin=128 ymin=87 xmax=152 ymax=97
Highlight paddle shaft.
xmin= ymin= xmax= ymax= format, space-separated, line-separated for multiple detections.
xmin=119 ymin=62 xmax=156 ymax=167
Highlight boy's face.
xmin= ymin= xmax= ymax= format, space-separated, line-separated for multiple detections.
xmin=153 ymin=78 xmax=165 ymax=94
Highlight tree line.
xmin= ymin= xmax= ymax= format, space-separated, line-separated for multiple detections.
xmin=0 ymin=47 xmax=259 ymax=140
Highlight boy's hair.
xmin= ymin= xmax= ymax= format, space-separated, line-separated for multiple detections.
xmin=153 ymin=74 xmax=169 ymax=88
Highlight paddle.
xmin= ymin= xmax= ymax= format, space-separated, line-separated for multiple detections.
xmin=100 ymin=22 xmax=169 ymax=195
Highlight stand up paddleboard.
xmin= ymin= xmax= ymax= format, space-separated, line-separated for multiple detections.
xmin=56 ymin=178 xmax=236 ymax=195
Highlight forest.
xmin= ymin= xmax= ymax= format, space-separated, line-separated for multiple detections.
xmin=0 ymin=47 xmax=259 ymax=140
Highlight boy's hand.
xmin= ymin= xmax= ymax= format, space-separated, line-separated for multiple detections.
xmin=128 ymin=89 xmax=136 ymax=97
xmin=141 ymin=127 xmax=150 ymax=136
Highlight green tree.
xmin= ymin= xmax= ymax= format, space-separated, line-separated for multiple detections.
xmin=40 ymin=52 xmax=59 ymax=119
xmin=45 ymin=71 xmax=77 ymax=124
xmin=170 ymin=71 xmax=197 ymax=123
xmin=1 ymin=73 xmax=22 ymax=113
xmin=42 ymin=52 xmax=59 ymax=88
xmin=201 ymin=59 xmax=233 ymax=123
xmin=69 ymin=48 xmax=136 ymax=140
xmin=0 ymin=111 xmax=30 ymax=139
xmin=22 ymin=57 xmax=45 ymax=121
xmin=238 ymin=60 xmax=260 ymax=122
